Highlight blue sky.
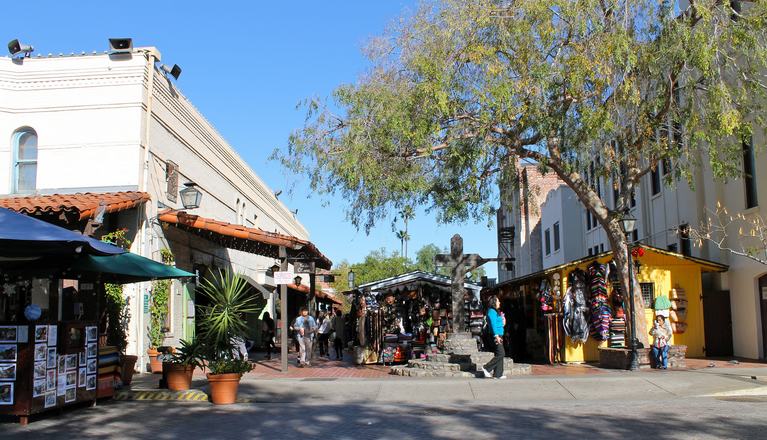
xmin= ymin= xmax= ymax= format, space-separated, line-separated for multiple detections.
xmin=7 ymin=1 xmax=499 ymax=278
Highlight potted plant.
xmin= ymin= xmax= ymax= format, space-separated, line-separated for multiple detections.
xmin=164 ymin=339 xmax=204 ymax=391
xmin=198 ymin=269 xmax=259 ymax=405
xmin=147 ymin=278 xmax=170 ymax=373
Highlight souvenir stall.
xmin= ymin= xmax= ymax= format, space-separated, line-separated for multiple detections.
xmin=349 ymin=271 xmax=482 ymax=365
xmin=483 ymin=244 xmax=727 ymax=366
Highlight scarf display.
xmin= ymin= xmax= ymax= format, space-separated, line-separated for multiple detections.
xmin=587 ymin=262 xmax=612 ymax=341
xmin=563 ymin=269 xmax=590 ymax=343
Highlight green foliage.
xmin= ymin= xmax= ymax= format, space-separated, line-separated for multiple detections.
xmin=148 ymin=279 xmax=170 ymax=349
xmin=197 ymin=269 xmax=260 ymax=372
xmin=101 ymin=229 xmax=132 ymax=353
xmin=206 ymin=358 xmax=253 ymax=376
xmin=168 ymin=338 xmax=205 ymax=369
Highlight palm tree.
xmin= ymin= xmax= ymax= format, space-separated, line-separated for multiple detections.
xmin=396 ymin=230 xmax=408 ymax=257
xmin=399 ymin=206 xmax=414 ymax=259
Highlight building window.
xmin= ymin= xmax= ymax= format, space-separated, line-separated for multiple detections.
xmin=631 ymin=229 xmax=639 ymax=243
xmin=679 ymin=223 xmax=691 ymax=256
xmin=544 ymin=228 xmax=551 ymax=255
xmin=651 ymin=165 xmax=661 ymax=196
xmin=11 ymin=127 xmax=38 ymax=193
xmin=600 ymin=243 xmax=604 ymax=253
xmin=593 ymin=245 xmax=599 ymax=255
xmin=553 ymin=222 xmax=560 ymax=251
xmin=743 ymin=135 xmax=758 ymax=209
xmin=640 ymin=283 xmax=654 ymax=308
xmin=588 ymin=248 xmax=593 ymax=256
xmin=586 ymin=209 xmax=591 ymax=230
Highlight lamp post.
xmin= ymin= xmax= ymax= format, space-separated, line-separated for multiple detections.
xmin=179 ymin=182 xmax=203 ymax=209
xmin=347 ymin=269 xmax=355 ymax=290
xmin=621 ymin=210 xmax=639 ymax=371
xmin=294 ymin=275 xmax=302 ymax=286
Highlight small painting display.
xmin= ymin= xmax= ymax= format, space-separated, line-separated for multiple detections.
xmin=0 ymin=363 xmax=16 ymax=381
xmin=85 ymin=326 xmax=97 ymax=343
xmin=16 ymin=326 xmax=28 ymax=344
xmin=86 ymin=375 xmax=96 ymax=391
xmin=57 ymin=354 xmax=66 ymax=372
xmin=86 ymin=358 xmax=97 ymax=375
xmin=34 ymin=325 xmax=48 ymax=343
xmin=44 ymin=391 xmax=56 ymax=408
xmin=78 ymin=368 xmax=86 ymax=388
xmin=33 ymin=378 xmax=46 ymax=397
xmin=34 ymin=361 xmax=46 ymax=379
xmin=57 ymin=375 xmax=66 ymax=396
xmin=47 ymin=347 xmax=57 ymax=369
xmin=86 ymin=342 xmax=97 ymax=359
xmin=65 ymin=354 xmax=77 ymax=371
xmin=34 ymin=344 xmax=47 ymax=362
xmin=0 ymin=344 xmax=17 ymax=362
xmin=47 ymin=325 xmax=57 ymax=346
xmin=0 ymin=326 xmax=17 ymax=343
xmin=65 ymin=371 xmax=77 ymax=388
xmin=79 ymin=352 xmax=86 ymax=367
xmin=64 ymin=387 xmax=76 ymax=403
xmin=0 ymin=382 xmax=13 ymax=405
xmin=46 ymin=369 xmax=56 ymax=391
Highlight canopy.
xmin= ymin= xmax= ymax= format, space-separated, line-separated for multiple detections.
xmin=68 ymin=252 xmax=195 ymax=284
xmin=0 ymin=208 xmax=125 ymax=257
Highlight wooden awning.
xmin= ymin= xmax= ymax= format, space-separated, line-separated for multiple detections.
xmin=158 ymin=209 xmax=332 ymax=269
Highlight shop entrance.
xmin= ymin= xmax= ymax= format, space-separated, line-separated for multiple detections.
xmin=702 ymin=290 xmax=733 ymax=357
xmin=759 ymin=275 xmax=767 ymax=359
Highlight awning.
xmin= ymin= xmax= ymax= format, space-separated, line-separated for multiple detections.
xmin=68 ymin=252 xmax=195 ymax=284
xmin=0 ymin=191 xmax=150 ymax=222
xmin=158 ymin=209 xmax=332 ymax=269
xmin=0 ymin=207 xmax=126 ymax=258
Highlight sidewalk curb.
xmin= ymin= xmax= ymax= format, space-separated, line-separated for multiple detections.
xmin=705 ymin=386 xmax=767 ymax=397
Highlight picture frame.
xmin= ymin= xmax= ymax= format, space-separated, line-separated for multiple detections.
xmin=47 ymin=347 xmax=57 ymax=369
xmin=86 ymin=358 xmax=97 ymax=375
xmin=85 ymin=326 xmax=97 ymax=343
xmin=86 ymin=375 xmax=96 ymax=391
xmin=0 ymin=382 xmax=14 ymax=405
xmin=57 ymin=375 xmax=66 ymax=396
xmin=0 ymin=363 xmax=16 ymax=381
xmin=65 ymin=354 xmax=77 ymax=371
xmin=78 ymin=368 xmax=86 ymax=388
xmin=65 ymin=371 xmax=77 ymax=388
xmin=86 ymin=342 xmax=97 ymax=359
xmin=46 ymin=369 xmax=56 ymax=391
xmin=64 ymin=387 xmax=75 ymax=403
xmin=57 ymin=354 xmax=66 ymax=372
xmin=33 ymin=378 xmax=46 ymax=397
xmin=0 ymin=326 xmax=17 ymax=343
xmin=47 ymin=325 xmax=57 ymax=346
xmin=0 ymin=344 xmax=17 ymax=362
xmin=34 ymin=344 xmax=47 ymax=362
xmin=44 ymin=391 xmax=56 ymax=408
xmin=34 ymin=325 xmax=48 ymax=343
xmin=34 ymin=361 xmax=46 ymax=379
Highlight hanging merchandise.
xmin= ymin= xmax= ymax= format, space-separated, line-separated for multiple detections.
xmin=587 ymin=262 xmax=612 ymax=341
xmin=538 ymin=279 xmax=555 ymax=312
xmin=563 ymin=269 xmax=590 ymax=343
xmin=609 ymin=277 xmax=626 ymax=348
xmin=654 ymin=295 xmax=672 ymax=318
xmin=668 ymin=287 xmax=688 ymax=334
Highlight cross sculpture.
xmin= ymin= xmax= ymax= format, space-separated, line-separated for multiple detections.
xmin=435 ymin=234 xmax=514 ymax=333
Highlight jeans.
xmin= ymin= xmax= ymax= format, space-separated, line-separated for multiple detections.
xmin=298 ymin=337 xmax=314 ymax=365
xmin=318 ymin=333 xmax=331 ymax=356
xmin=483 ymin=339 xmax=505 ymax=378
xmin=652 ymin=345 xmax=669 ymax=369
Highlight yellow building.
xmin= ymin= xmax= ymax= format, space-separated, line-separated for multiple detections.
xmin=484 ymin=245 xmax=727 ymax=364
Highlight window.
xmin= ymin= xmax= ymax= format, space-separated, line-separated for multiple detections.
xmin=592 ymin=245 xmax=599 ymax=255
xmin=544 ymin=228 xmax=551 ymax=255
xmin=651 ymin=165 xmax=661 ymax=196
xmin=600 ymin=243 xmax=604 ymax=253
xmin=586 ymin=209 xmax=591 ymax=230
xmin=640 ymin=283 xmax=654 ymax=308
xmin=588 ymin=248 xmax=593 ymax=256
xmin=11 ymin=127 xmax=38 ymax=193
xmin=553 ymin=222 xmax=560 ymax=251
xmin=743 ymin=135 xmax=758 ymax=209
xmin=679 ymin=223 xmax=691 ymax=256
xmin=631 ymin=229 xmax=639 ymax=243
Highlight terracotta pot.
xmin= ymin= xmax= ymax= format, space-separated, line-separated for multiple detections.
xmin=206 ymin=373 xmax=241 ymax=405
xmin=147 ymin=348 xmax=163 ymax=374
xmin=120 ymin=355 xmax=138 ymax=386
xmin=166 ymin=364 xmax=195 ymax=391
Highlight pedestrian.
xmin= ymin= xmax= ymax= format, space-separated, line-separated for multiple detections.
xmin=317 ymin=311 xmax=332 ymax=358
xmin=289 ymin=313 xmax=301 ymax=353
xmin=481 ymin=295 xmax=507 ymax=379
xmin=650 ymin=315 xmax=672 ymax=369
xmin=261 ymin=312 xmax=275 ymax=360
xmin=294 ymin=307 xmax=317 ymax=367
xmin=331 ymin=308 xmax=345 ymax=360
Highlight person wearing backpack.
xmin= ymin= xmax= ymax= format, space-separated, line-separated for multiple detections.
xmin=481 ymin=295 xmax=507 ymax=379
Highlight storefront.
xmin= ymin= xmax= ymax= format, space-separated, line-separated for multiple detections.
xmin=483 ymin=245 xmax=727 ymax=365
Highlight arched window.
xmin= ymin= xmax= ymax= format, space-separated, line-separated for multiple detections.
xmin=11 ymin=127 xmax=37 ymax=193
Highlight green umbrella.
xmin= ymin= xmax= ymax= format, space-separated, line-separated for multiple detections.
xmin=70 ymin=252 xmax=194 ymax=284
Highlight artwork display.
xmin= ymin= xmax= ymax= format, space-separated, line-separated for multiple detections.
xmin=78 ymin=368 xmax=86 ymax=388
xmin=65 ymin=371 xmax=77 ymax=388
xmin=0 ymin=326 xmax=17 ymax=343
xmin=85 ymin=326 xmax=97 ymax=343
xmin=79 ymin=352 xmax=86 ymax=367
xmin=0 ymin=344 xmax=17 ymax=362
xmin=47 ymin=325 xmax=57 ymax=346
xmin=44 ymin=391 xmax=56 ymax=408
xmin=46 ymin=369 xmax=56 ymax=391
xmin=46 ymin=347 xmax=57 ymax=369
xmin=86 ymin=375 xmax=96 ymax=391
xmin=16 ymin=326 xmax=28 ymax=344
xmin=32 ymin=378 xmax=46 ymax=397
xmin=57 ymin=375 xmax=66 ymax=396
xmin=64 ymin=387 xmax=75 ymax=403
xmin=86 ymin=342 xmax=97 ymax=359
xmin=86 ymin=358 xmax=97 ymax=375
xmin=57 ymin=354 xmax=66 ymax=372
xmin=34 ymin=344 xmax=47 ymax=362
xmin=0 ymin=363 xmax=16 ymax=381
xmin=65 ymin=354 xmax=77 ymax=371
xmin=34 ymin=361 xmax=46 ymax=379
xmin=34 ymin=325 xmax=48 ymax=343
xmin=0 ymin=382 xmax=13 ymax=405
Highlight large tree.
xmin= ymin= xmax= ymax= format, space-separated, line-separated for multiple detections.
xmin=278 ymin=0 xmax=767 ymax=343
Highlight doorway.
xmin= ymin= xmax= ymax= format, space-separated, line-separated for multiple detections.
xmin=702 ymin=290 xmax=733 ymax=357
xmin=759 ymin=275 xmax=767 ymax=359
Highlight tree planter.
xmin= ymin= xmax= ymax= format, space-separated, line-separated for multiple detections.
xmin=165 ymin=364 xmax=195 ymax=391
xmin=147 ymin=348 xmax=163 ymax=374
xmin=120 ymin=355 xmax=138 ymax=386
xmin=207 ymin=373 xmax=241 ymax=405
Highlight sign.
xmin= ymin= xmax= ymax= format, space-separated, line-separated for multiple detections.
xmin=274 ymin=271 xmax=295 ymax=285
xmin=143 ymin=293 xmax=150 ymax=313
xmin=294 ymin=261 xmax=315 ymax=274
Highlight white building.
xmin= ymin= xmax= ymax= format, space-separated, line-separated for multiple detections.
xmin=0 ymin=44 xmax=330 ymax=368
xmin=540 ymin=186 xmax=585 ymax=269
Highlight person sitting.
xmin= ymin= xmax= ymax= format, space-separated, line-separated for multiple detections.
xmin=650 ymin=315 xmax=672 ymax=369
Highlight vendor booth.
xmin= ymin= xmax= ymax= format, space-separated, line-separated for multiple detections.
xmin=350 ymin=271 xmax=483 ymax=365
xmin=482 ymin=245 xmax=727 ymax=366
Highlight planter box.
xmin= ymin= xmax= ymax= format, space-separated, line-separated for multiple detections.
xmin=598 ymin=347 xmax=651 ymax=369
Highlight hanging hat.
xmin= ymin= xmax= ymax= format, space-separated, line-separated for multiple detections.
xmin=654 ymin=295 xmax=672 ymax=310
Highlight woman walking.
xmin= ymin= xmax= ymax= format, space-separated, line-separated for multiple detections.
xmin=481 ymin=295 xmax=507 ymax=379
xmin=331 ymin=309 xmax=345 ymax=360
xmin=261 ymin=312 xmax=276 ymax=360
xmin=317 ymin=312 xmax=332 ymax=357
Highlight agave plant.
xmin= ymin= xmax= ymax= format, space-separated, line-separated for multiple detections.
xmin=197 ymin=269 xmax=259 ymax=371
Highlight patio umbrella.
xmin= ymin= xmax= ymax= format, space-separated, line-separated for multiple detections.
xmin=67 ymin=252 xmax=195 ymax=284
xmin=0 ymin=208 xmax=124 ymax=257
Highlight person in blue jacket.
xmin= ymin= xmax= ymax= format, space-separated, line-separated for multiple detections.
xmin=481 ymin=295 xmax=507 ymax=379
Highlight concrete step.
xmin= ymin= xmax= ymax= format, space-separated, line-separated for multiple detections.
xmin=406 ymin=360 xmax=463 ymax=372
xmin=390 ymin=366 xmax=477 ymax=378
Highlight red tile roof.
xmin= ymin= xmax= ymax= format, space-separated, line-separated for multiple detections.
xmin=0 ymin=191 xmax=150 ymax=221
xmin=158 ymin=209 xmax=332 ymax=269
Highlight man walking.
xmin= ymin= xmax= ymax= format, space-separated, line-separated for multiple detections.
xmin=294 ymin=307 xmax=317 ymax=367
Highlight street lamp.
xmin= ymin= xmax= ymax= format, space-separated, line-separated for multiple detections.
xmin=270 ymin=264 xmax=280 ymax=276
xmin=294 ymin=275 xmax=302 ymax=286
xmin=180 ymin=183 xmax=203 ymax=209
xmin=347 ymin=269 xmax=355 ymax=290
xmin=621 ymin=210 xmax=640 ymax=371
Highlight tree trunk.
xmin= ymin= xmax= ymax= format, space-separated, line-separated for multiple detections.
xmin=605 ymin=220 xmax=649 ymax=347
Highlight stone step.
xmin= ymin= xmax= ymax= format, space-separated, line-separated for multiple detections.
xmin=406 ymin=360 xmax=463 ymax=372
xmin=390 ymin=363 xmax=532 ymax=378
